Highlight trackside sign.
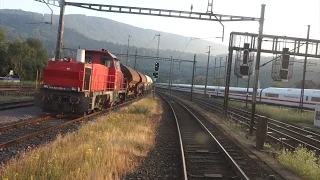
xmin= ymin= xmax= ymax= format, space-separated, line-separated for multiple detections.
xmin=314 ymin=106 xmax=320 ymax=127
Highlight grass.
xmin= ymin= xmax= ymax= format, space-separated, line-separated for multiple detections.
xmin=277 ymin=146 xmax=320 ymax=180
xmin=0 ymin=81 xmax=36 ymax=86
xmin=0 ymin=95 xmax=32 ymax=102
xmin=184 ymin=95 xmax=320 ymax=180
xmin=217 ymin=99 xmax=314 ymax=125
xmin=0 ymin=97 xmax=162 ymax=180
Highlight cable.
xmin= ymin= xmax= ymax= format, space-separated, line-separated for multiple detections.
xmin=177 ymin=38 xmax=193 ymax=59
xmin=171 ymin=0 xmax=206 ymax=58
xmin=260 ymin=42 xmax=306 ymax=68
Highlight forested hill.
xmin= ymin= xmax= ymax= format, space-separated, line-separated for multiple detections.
xmin=0 ymin=9 xmax=319 ymax=88
xmin=0 ymin=9 xmax=226 ymax=55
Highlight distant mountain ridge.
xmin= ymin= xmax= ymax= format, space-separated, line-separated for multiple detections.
xmin=0 ymin=9 xmax=226 ymax=55
xmin=0 ymin=9 xmax=319 ymax=88
xmin=61 ymin=14 xmax=227 ymax=55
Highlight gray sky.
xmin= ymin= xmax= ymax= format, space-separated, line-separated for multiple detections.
xmin=0 ymin=0 xmax=319 ymax=46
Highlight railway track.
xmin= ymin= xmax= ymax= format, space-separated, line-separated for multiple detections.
xmin=0 ymin=99 xmax=34 ymax=111
xmin=0 ymin=85 xmax=35 ymax=89
xmin=160 ymin=93 xmax=248 ymax=179
xmin=159 ymin=92 xmax=281 ymax=179
xmin=0 ymin=98 xmax=139 ymax=149
xmin=165 ymin=89 xmax=320 ymax=154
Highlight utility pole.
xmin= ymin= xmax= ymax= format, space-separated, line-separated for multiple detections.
xmin=300 ymin=25 xmax=310 ymax=109
xmin=249 ymin=4 xmax=266 ymax=135
xmin=219 ymin=57 xmax=222 ymax=84
xmin=126 ymin=35 xmax=132 ymax=66
xmin=207 ymin=0 xmax=213 ymax=13
xmin=213 ymin=57 xmax=217 ymax=85
xmin=245 ymin=62 xmax=251 ymax=108
xmin=155 ymin=34 xmax=161 ymax=57
xmin=134 ymin=49 xmax=138 ymax=70
xmin=224 ymin=56 xmax=227 ymax=84
xmin=204 ymin=46 xmax=211 ymax=96
xmin=55 ymin=0 xmax=65 ymax=60
xmin=190 ymin=54 xmax=196 ymax=101
xmin=236 ymin=77 xmax=239 ymax=87
xmin=169 ymin=56 xmax=173 ymax=93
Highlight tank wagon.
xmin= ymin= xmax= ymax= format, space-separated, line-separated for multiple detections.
xmin=34 ymin=49 xmax=152 ymax=114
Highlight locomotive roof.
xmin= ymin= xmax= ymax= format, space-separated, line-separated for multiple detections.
xmin=86 ymin=49 xmax=118 ymax=59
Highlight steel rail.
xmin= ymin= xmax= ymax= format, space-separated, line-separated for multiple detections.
xmin=0 ymin=100 xmax=34 ymax=111
xmin=169 ymin=89 xmax=319 ymax=141
xmin=175 ymin=92 xmax=320 ymax=153
xmin=159 ymin=94 xmax=187 ymax=180
xmin=189 ymin=97 xmax=320 ymax=151
xmin=160 ymin=92 xmax=249 ymax=180
xmin=0 ymin=98 xmax=140 ymax=149
xmin=0 ymin=116 xmax=52 ymax=133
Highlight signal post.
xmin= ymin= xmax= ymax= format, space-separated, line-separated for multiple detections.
xmin=153 ymin=62 xmax=160 ymax=98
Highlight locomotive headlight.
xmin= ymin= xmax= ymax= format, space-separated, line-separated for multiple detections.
xmin=70 ymin=96 xmax=80 ymax=104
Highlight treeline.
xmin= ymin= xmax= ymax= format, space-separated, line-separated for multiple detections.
xmin=0 ymin=29 xmax=48 ymax=80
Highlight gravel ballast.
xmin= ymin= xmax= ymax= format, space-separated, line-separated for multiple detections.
xmin=124 ymin=98 xmax=183 ymax=180
xmin=0 ymin=106 xmax=46 ymax=127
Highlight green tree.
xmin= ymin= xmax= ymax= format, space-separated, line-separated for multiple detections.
xmin=6 ymin=40 xmax=35 ymax=79
xmin=195 ymin=75 xmax=206 ymax=85
xmin=213 ymin=79 xmax=224 ymax=86
xmin=25 ymin=38 xmax=48 ymax=80
xmin=0 ymin=29 xmax=8 ymax=76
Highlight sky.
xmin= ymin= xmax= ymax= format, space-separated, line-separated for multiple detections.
xmin=0 ymin=0 xmax=319 ymax=47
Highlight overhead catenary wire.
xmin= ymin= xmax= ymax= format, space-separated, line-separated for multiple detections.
xmin=260 ymin=42 xmax=307 ymax=68
xmin=172 ymin=0 xmax=206 ymax=58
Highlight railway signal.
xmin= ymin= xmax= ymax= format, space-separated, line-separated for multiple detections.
xmin=155 ymin=62 xmax=160 ymax=71
xmin=153 ymin=72 xmax=159 ymax=79
xmin=243 ymin=43 xmax=250 ymax=64
xmin=240 ymin=43 xmax=250 ymax=76
xmin=280 ymin=48 xmax=290 ymax=80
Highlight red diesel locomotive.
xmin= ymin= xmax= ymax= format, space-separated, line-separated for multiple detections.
xmin=34 ymin=49 xmax=153 ymax=114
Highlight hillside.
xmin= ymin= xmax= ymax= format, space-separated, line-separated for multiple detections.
xmin=0 ymin=9 xmax=319 ymax=88
xmin=0 ymin=9 xmax=226 ymax=55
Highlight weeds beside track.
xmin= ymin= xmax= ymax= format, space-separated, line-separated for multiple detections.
xmin=0 ymin=97 xmax=161 ymax=179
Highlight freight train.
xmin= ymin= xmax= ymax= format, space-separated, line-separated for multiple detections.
xmin=34 ymin=49 xmax=153 ymax=114
xmin=156 ymin=83 xmax=320 ymax=109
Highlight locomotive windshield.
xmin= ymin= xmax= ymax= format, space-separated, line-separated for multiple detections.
xmin=114 ymin=60 xmax=121 ymax=70
xmin=100 ymin=55 xmax=114 ymax=68
xmin=85 ymin=53 xmax=93 ymax=63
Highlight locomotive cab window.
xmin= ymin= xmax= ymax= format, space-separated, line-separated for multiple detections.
xmin=100 ymin=55 xmax=114 ymax=68
xmin=85 ymin=54 xmax=93 ymax=64
xmin=114 ymin=60 xmax=121 ymax=70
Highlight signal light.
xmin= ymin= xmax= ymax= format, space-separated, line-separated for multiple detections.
xmin=282 ymin=48 xmax=290 ymax=70
xmin=155 ymin=62 xmax=160 ymax=71
xmin=243 ymin=43 xmax=250 ymax=65
xmin=243 ymin=50 xmax=249 ymax=64
xmin=240 ymin=65 xmax=249 ymax=76
xmin=279 ymin=69 xmax=289 ymax=81
xmin=153 ymin=72 xmax=159 ymax=79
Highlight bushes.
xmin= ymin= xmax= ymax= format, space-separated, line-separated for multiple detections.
xmin=277 ymin=146 xmax=320 ymax=180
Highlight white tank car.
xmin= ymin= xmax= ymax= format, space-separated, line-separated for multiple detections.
xmin=145 ymin=75 xmax=153 ymax=92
